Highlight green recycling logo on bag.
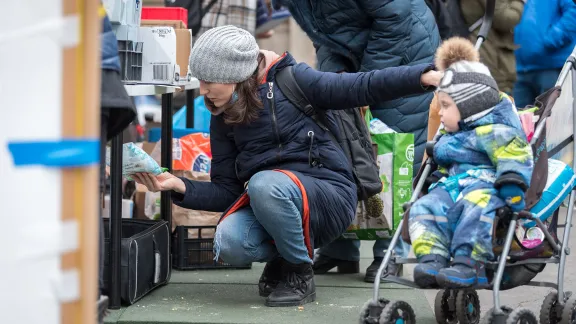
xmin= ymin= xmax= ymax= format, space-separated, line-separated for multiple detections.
xmin=341 ymin=110 xmax=414 ymax=240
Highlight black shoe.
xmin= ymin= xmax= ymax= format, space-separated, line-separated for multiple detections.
xmin=364 ymin=257 xmax=404 ymax=283
xmin=312 ymin=253 xmax=360 ymax=274
xmin=258 ymin=258 xmax=284 ymax=297
xmin=413 ymin=254 xmax=448 ymax=288
xmin=265 ymin=262 xmax=316 ymax=307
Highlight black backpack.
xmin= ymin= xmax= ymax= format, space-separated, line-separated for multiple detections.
xmin=164 ymin=0 xmax=219 ymax=36
xmin=444 ymin=0 xmax=472 ymax=38
xmin=275 ymin=66 xmax=382 ymax=201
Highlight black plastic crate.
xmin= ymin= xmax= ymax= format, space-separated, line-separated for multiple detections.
xmin=118 ymin=40 xmax=143 ymax=82
xmin=172 ymin=225 xmax=252 ymax=270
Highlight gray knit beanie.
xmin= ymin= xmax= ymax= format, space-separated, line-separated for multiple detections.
xmin=189 ymin=25 xmax=260 ymax=84
xmin=438 ymin=61 xmax=500 ymax=121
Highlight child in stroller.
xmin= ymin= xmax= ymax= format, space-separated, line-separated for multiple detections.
xmin=409 ymin=37 xmax=534 ymax=289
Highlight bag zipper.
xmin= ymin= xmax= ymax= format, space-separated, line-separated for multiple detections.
xmin=268 ymin=82 xmax=282 ymax=150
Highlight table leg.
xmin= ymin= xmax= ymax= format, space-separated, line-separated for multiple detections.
xmin=161 ymin=93 xmax=173 ymax=231
xmin=108 ymin=132 xmax=123 ymax=309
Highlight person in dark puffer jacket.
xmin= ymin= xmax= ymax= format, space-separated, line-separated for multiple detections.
xmin=272 ymin=0 xmax=441 ymax=284
xmin=132 ymin=26 xmax=442 ymax=307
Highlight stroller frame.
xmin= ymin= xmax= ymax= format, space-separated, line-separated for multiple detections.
xmin=360 ymin=7 xmax=576 ymax=323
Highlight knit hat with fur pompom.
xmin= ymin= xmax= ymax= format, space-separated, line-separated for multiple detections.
xmin=435 ymin=37 xmax=500 ymax=121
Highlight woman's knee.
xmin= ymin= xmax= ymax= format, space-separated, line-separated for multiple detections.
xmin=214 ymin=220 xmax=253 ymax=266
xmin=247 ymin=171 xmax=301 ymax=205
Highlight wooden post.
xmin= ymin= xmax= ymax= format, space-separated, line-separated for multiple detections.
xmin=61 ymin=0 xmax=101 ymax=323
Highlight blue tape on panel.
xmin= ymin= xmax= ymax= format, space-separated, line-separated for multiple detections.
xmin=7 ymin=139 xmax=100 ymax=167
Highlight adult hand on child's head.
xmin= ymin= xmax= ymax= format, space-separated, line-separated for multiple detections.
xmin=420 ymin=70 xmax=443 ymax=88
xmin=131 ymin=172 xmax=186 ymax=194
xmin=497 ymin=184 xmax=526 ymax=212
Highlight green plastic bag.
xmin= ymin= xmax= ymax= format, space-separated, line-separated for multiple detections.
xmin=341 ymin=110 xmax=414 ymax=240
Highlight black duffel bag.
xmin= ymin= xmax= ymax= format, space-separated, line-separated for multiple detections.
xmin=103 ymin=219 xmax=171 ymax=305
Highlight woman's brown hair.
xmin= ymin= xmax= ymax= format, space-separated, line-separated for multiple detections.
xmin=204 ymin=53 xmax=265 ymax=125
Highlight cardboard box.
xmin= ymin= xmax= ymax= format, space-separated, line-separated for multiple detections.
xmin=141 ymin=19 xmax=187 ymax=29
xmin=174 ymin=29 xmax=192 ymax=83
xmin=140 ymin=27 xmax=179 ymax=85
xmin=133 ymin=183 xmax=149 ymax=220
xmin=103 ymin=0 xmax=142 ymax=26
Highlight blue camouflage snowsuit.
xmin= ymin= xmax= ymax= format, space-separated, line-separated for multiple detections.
xmin=409 ymin=95 xmax=533 ymax=262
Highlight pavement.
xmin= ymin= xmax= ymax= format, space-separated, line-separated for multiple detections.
xmin=104 ymin=208 xmax=576 ymax=324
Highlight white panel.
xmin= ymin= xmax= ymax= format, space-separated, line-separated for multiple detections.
xmin=0 ymin=0 xmax=66 ymax=323
xmin=547 ymin=68 xmax=575 ymax=167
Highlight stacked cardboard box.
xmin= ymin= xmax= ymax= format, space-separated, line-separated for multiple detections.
xmin=103 ymin=3 xmax=192 ymax=85
xmin=140 ymin=19 xmax=192 ymax=86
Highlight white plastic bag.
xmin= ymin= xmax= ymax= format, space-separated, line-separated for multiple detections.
xmin=106 ymin=142 xmax=166 ymax=180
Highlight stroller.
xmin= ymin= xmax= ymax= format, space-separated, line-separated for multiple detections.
xmin=359 ymin=1 xmax=576 ymax=323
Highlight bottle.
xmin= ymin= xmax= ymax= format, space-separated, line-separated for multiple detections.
xmin=369 ymin=118 xmax=395 ymax=134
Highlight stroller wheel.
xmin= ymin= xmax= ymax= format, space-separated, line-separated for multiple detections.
xmin=359 ymin=298 xmax=389 ymax=324
xmin=379 ymin=300 xmax=416 ymax=324
xmin=434 ymin=290 xmax=458 ymax=324
xmin=560 ymin=294 xmax=576 ymax=324
xmin=540 ymin=292 xmax=562 ymax=324
xmin=481 ymin=306 xmax=513 ymax=324
xmin=456 ymin=289 xmax=481 ymax=324
xmin=506 ymin=308 xmax=538 ymax=324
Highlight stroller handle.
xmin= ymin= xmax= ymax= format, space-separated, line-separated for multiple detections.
xmin=474 ymin=0 xmax=495 ymax=50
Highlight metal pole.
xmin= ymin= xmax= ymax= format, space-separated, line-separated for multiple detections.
xmin=108 ymin=132 xmax=123 ymax=309
xmin=161 ymin=93 xmax=173 ymax=232
xmin=557 ymin=58 xmax=576 ymax=304
xmin=185 ymin=89 xmax=195 ymax=128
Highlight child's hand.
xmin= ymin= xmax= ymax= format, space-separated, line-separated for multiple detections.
xmin=497 ymin=184 xmax=525 ymax=212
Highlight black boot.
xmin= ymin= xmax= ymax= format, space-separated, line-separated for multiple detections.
xmin=364 ymin=257 xmax=404 ymax=283
xmin=265 ymin=262 xmax=316 ymax=307
xmin=312 ymin=253 xmax=359 ymax=274
xmin=258 ymin=258 xmax=284 ymax=297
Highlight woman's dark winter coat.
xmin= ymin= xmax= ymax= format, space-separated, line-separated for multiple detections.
xmin=172 ymin=53 xmax=432 ymax=249
xmin=275 ymin=0 xmax=441 ymax=171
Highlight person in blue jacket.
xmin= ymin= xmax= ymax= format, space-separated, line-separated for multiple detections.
xmin=271 ymin=0 xmax=441 ymax=283
xmin=513 ymin=0 xmax=576 ymax=109
xmin=133 ymin=26 xmax=442 ymax=307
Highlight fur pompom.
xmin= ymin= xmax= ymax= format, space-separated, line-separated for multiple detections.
xmin=434 ymin=37 xmax=479 ymax=71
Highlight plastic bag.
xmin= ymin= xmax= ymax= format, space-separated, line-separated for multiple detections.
xmin=150 ymin=133 xmax=211 ymax=173
xmin=107 ymin=142 xmax=166 ymax=180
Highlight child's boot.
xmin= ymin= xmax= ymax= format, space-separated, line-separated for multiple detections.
xmin=436 ymin=256 xmax=488 ymax=289
xmin=265 ymin=262 xmax=316 ymax=307
xmin=413 ymin=254 xmax=448 ymax=288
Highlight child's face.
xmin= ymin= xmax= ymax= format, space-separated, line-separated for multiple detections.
xmin=438 ymin=92 xmax=462 ymax=133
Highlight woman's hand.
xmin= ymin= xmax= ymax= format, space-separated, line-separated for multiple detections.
xmin=132 ymin=172 xmax=186 ymax=194
xmin=421 ymin=70 xmax=444 ymax=88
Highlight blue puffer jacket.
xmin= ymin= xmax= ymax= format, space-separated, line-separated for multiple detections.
xmin=434 ymin=96 xmax=533 ymax=191
xmin=172 ymin=53 xmax=433 ymax=249
xmin=101 ymin=15 xmax=121 ymax=72
xmin=515 ymin=0 xmax=576 ymax=73
xmin=276 ymin=0 xmax=441 ymax=171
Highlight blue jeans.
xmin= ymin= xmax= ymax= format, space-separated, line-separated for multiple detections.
xmin=513 ymin=69 xmax=562 ymax=109
xmin=214 ymin=171 xmax=312 ymax=265
xmin=318 ymin=237 xmax=410 ymax=262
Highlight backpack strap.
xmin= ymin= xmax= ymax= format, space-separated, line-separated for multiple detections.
xmin=276 ymin=66 xmax=315 ymax=116
xmin=276 ymin=66 xmax=331 ymax=132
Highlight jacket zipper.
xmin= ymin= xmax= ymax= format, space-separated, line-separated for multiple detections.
xmin=268 ymin=82 xmax=282 ymax=151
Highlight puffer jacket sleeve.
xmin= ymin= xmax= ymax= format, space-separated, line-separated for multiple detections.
xmin=357 ymin=0 xmax=412 ymax=71
xmin=475 ymin=124 xmax=534 ymax=191
xmin=542 ymin=0 xmax=576 ymax=51
xmin=171 ymin=116 xmax=245 ymax=212
xmin=293 ymin=62 xmax=433 ymax=110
